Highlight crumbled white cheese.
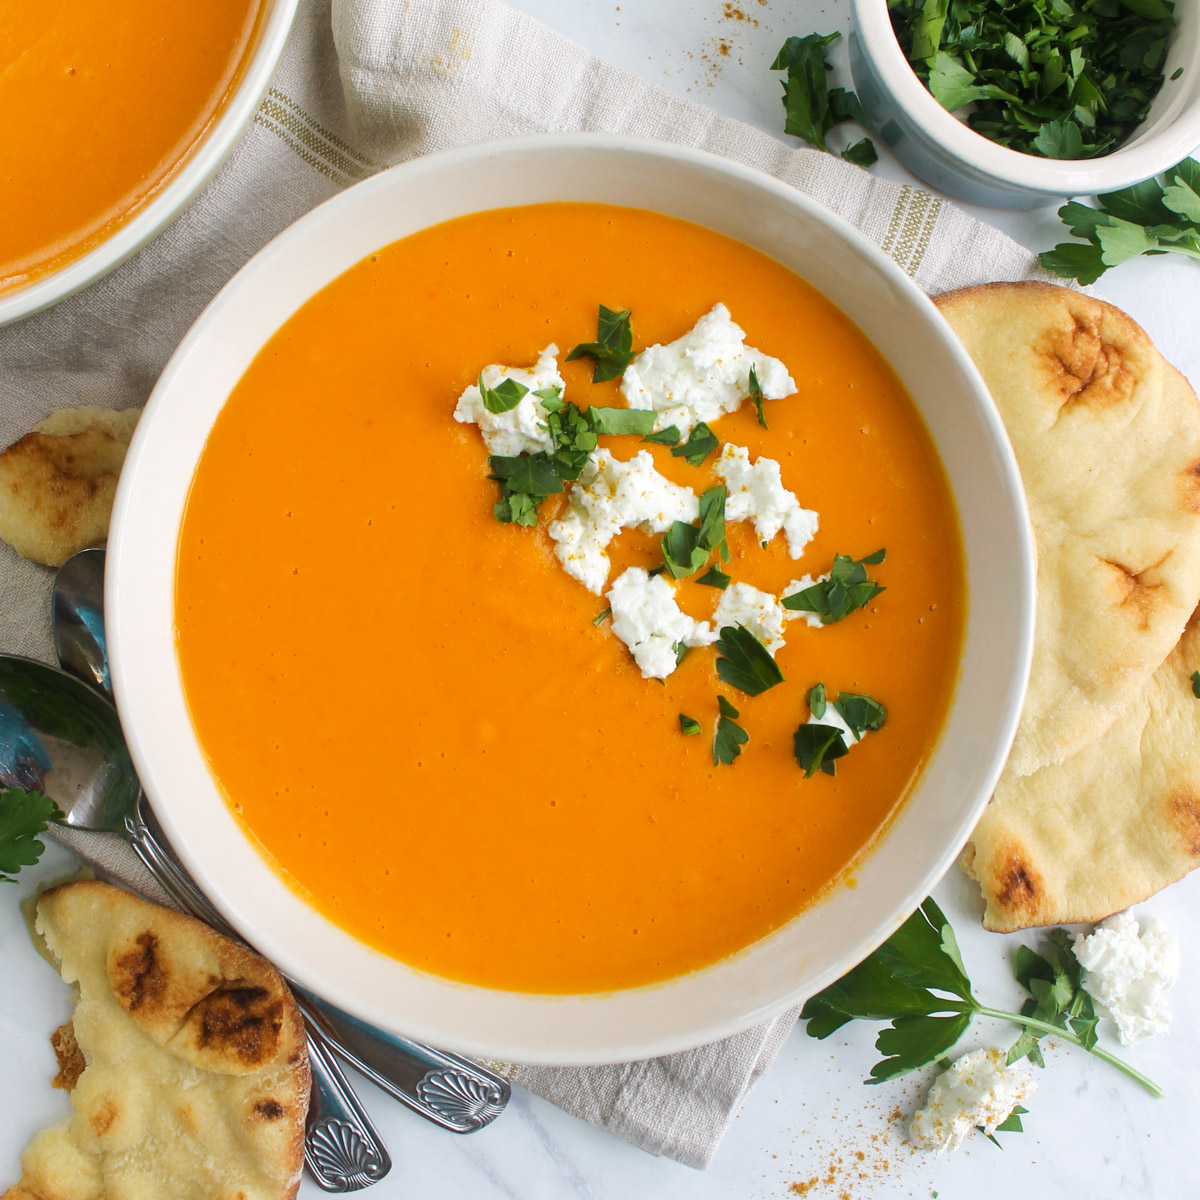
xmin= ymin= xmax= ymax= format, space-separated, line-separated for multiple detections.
xmin=806 ymin=698 xmax=860 ymax=747
xmin=714 ymin=444 xmax=818 ymax=559
xmin=453 ymin=344 xmax=564 ymax=456
xmin=620 ymin=303 xmax=796 ymax=434
xmin=909 ymin=1048 xmax=1037 ymax=1154
xmin=1072 ymin=912 xmax=1180 ymax=1045
xmin=548 ymin=449 xmax=699 ymax=594
xmin=606 ymin=566 xmax=716 ymax=679
xmin=782 ymin=574 xmax=827 ymax=629
xmin=713 ymin=582 xmax=789 ymax=656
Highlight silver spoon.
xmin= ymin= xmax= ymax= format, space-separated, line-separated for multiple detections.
xmin=0 ymin=653 xmax=391 ymax=1192
xmin=52 ymin=549 xmax=510 ymax=1135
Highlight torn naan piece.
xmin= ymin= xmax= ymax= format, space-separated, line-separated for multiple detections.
xmin=936 ymin=284 xmax=1200 ymax=776
xmin=2 ymin=881 xmax=308 ymax=1200
xmin=962 ymin=610 xmax=1200 ymax=931
xmin=0 ymin=405 xmax=140 ymax=567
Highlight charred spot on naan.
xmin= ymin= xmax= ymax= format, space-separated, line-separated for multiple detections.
xmin=1099 ymin=553 xmax=1170 ymax=632
xmin=1040 ymin=306 xmax=1137 ymax=413
xmin=1168 ymin=789 xmax=1200 ymax=857
xmin=983 ymin=843 xmax=1046 ymax=931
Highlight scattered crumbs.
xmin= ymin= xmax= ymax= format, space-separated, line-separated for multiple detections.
xmin=722 ymin=2 xmax=759 ymax=25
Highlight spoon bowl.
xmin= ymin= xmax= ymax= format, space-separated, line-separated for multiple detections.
xmin=53 ymin=548 xmax=112 ymax=697
xmin=0 ymin=654 xmax=138 ymax=832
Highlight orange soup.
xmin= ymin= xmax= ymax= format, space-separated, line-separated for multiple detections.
xmin=0 ymin=1 xmax=264 ymax=293
xmin=175 ymin=204 xmax=965 ymax=994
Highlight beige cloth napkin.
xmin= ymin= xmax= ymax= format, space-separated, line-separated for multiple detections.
xmin=0 ymin=0 xmax=1059 ymax=1170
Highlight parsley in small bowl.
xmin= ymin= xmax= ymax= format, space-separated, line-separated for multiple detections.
xmin=849 ymin=0 xmax=1200 ymax=207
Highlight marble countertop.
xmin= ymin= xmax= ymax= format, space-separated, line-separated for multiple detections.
xmin=2 ymin=3 xmax=1196 ymax=1199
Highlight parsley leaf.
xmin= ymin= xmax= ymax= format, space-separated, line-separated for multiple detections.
xmin=671 ymin=422 xmax=719 ymax=467
xmin=748 ymin=365 xmax=768 ymax=429
xmin=890 ymin=0 xmax=1178 ymax=158
xmin=662 ymin=521 xmax=709 ymax=579
xmin=713 ymin=695 xmax=750 ymax=765
xmin=793 ymin=723 xmax=849 ymax=777
xmin=0 ymin=788 xmax=61 ymax=884
xmin=593 ymin=607 xmax=611 ymax=626
xmin=566 ymin=305 xmax=635 ymax=383
xmin=697 ymin=565 xmax=732 ymax=590
xmin=586 ymin=406 xmax=656 ymax=436
xmin=1040 ymin=158 xmax=1200 ymax=282
xmin=833 ymin=693 xmax=888 ymax=740
xmin=806 ymin=681 xmax=827 ymax=719
xmin=715 ymin=625 xmax=784 ymax=696
xmin=478 ymin=373 xmax=529 ymax=414
xmin=642 ymin=425 xmax=681 ymax=446
xmin=679 ymin=713 xmax=702 ymax=736
xmin=488 ymin=453 xmax=563 ymax=526
xmin=771 ymin=33 xmax=877 ymax=164
xmin=781 ymin=549 xmax=886 ymax=623
xmin=801 ymin=897 xmax=1164 ymax=1097
xmin=696 ymin=486 xmax=728 ymax=559
xmin=1192 ymin=669 xmax=1200 ymax=698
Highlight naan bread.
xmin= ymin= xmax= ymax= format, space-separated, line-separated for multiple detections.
xmin=0 ymin=406 xmax=140 ymax=567
xmin=2 ymin=881 xmax=309 ymax=1200
xmin=936 ymin=284 xmax=1200 ymax=776
xmin=963 ymin=610 xmax=1200 ymax=931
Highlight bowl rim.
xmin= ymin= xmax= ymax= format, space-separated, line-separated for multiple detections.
xmin=852 ymin=0 xmax=1200 ymax=195
xmin=106 ymin=133 xmax=1036 ymax=1064
xmin=0 ymin=0 xmax=301 ymax=328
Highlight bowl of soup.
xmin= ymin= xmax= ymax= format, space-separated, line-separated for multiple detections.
xmin=0 ymin=0 xmax=298 ymax=325
xmin=106 ymin=135 xmax=1034 ymax=1064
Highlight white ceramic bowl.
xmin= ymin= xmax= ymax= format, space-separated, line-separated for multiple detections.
xmin=107 ymin=135 xmax=1035 ymax=1065
xmin=851 ymin=0 xmax=1200 ymax=208
xmin=0 ymin=0 xmax=299 ymax=327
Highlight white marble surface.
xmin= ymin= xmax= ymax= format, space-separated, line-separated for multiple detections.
xmin=3 ymin=2 xmax=1198 ymax=1198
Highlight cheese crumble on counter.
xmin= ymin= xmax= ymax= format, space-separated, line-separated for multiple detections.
xmin=909 ymin=1047 xmax=1037 ymax=1154
xmin=1073 ymin=912 xmax=1180 ymax=1045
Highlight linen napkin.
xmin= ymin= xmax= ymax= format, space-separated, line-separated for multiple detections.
xmin=0 ymin=0 xmax=1059 ymax=1170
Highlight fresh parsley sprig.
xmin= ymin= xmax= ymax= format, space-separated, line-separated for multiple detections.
xmin=0 ymin=788 xmax=61 ymax=884
xmin=478 ymin=374 xmax=529 ymax=414
xmin=782 ymin=549 xmax=886 ymax=624
xmin=713 ymin=695 xmax=749 ymax=765
xmin=801 ymin=897 xmax=1163 ymax=1097
xmin=1039 ymin=158 xmax=1200 ymax=284
xmin=771 ymin=33 xmax=878 ymax=166
xmin=715 ymin=625 xmax=784 ymax=696
xmin=566 ymin=305 xmax=635 ymax=382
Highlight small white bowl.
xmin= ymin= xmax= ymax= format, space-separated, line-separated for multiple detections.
xmin=851 ymin=0 xmax=1200 ymax=208
xmin=106 ymin=135 xmax=1035 ymax=1065
xmin=0 ymin=0 xmax=299 ymax=327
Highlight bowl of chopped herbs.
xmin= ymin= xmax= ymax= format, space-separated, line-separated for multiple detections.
xmin=851 ymin=0 xmax=1200 ymax=207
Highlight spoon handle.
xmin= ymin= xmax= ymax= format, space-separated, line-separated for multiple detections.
xmin=126 ymin=794 xmax=510 ymax=1133
xmin=123 ymin=796 xmax=392 ymax=1191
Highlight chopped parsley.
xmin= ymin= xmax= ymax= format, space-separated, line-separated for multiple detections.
xmin=0 ymin=788 xmax=61 ymax=884
xmin=642 ymin=425 xmax=681 ymax=446
xmin=793 ymin=684 xmax=887 ymax=776
xmin=889 ymin=0 xmax=1178 ymax=159
xmin=748 ymin=364 xmax=767 ymax=429
xmin=661 ymin=486 xmax=728 ymax=579
xmin=478 ymin=374 xmax=529 ymax=414
xmin=771 ymin=32 xmax=877 ymax=165
xmin=566 ymin=304 xmax=635 ymax=382
xmin=697 ymin=565 xmax=732 ymax=590
xmin=593 ymin=607 xmax=611 ymax=626
xmin=713 ymin=695 xmax=750 ymax=765
xmin=1192 ymin=669 xmax=1200 ymax=698
xmin=781 ymin=549 xmax=886 ymax=624
xmin=679 ymin=713 xmax=702 ymax=736
xmin=793 ymin=723 xmax=850 ymax=777
xmin=670 ymin=422 xmax=720 ymax=467
xmin=715 ymin=625 xmax=784 ymax=696
xmin=586 ymin=406 xmax=656 ymax=436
